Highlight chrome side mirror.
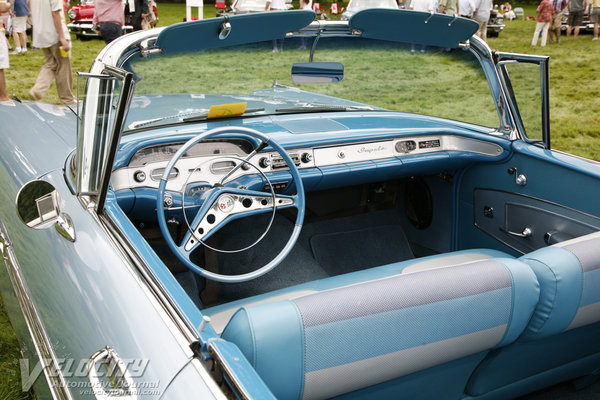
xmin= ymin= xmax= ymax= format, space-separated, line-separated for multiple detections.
xmin=16 ymin=180 xmax=76 ymax=242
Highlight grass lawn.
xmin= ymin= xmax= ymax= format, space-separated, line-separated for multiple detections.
xmin=1 ymin=4 xmax=599 ymax=398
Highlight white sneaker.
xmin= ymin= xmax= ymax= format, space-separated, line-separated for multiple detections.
xmin=10 ymin=48 xmax=21 ymax=55
xmin=593 ymin=37 xmax=599 ymax=40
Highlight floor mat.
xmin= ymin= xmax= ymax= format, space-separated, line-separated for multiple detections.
xmin=310 ymin=225 xmax=414 ymax=276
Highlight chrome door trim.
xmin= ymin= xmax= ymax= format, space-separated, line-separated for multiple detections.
xmin=0 ymin=216 xmax=74 ymax=400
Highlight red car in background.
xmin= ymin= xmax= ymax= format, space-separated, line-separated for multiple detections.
xmin=67 ymin=0 xmax=158 ymax=40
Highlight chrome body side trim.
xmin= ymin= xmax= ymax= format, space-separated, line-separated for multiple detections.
xmin=0 ymin=216 xmax=74 ymax=400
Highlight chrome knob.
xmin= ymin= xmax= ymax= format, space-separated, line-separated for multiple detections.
xmin=259 ymin=157 xmax=271 ymax=168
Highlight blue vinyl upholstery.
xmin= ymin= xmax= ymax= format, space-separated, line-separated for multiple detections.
xmin=221 ymin=257 xmax=539 ymax=400
xmin=206 ymin=248 xmax=511 ymax=334
xmin=466 ymin=231 xmax=600 ymax=398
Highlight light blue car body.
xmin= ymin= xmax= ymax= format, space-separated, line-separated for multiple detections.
xmin=1 ymin=8 xmax=600 ymax=400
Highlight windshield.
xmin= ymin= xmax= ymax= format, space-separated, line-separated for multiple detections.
xmin=123 ymin=35 xmax=500 ymax=133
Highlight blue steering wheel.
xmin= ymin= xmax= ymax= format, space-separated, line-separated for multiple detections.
xmin=156 ymin=127 xmax=305 ymax=283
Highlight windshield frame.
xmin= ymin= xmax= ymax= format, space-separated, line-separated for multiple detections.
xmin=77 ymin=12 xmax=519 ymax=211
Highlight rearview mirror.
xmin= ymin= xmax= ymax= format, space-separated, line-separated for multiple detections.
xmin=291 ymin=62 xmax=344 ymax=84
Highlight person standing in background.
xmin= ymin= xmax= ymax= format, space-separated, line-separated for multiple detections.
xmin=549 ymin=0 xmax=567 ymax=43
xmin=459 ymin=0 xmax=476 ymax=16
xmin=125 ymin=0 xmax=148 ymax=32
xmin=409 ymin=0 xmax=435 ymax=52
xmin=11 ymin=0 xmax=29 ymax=54
xmin=439 ymin=0 xmax=459 ymax=15
xmin=298 ymin=0 xmax=312 ymax=49
xmin=566 ymin=0 xmax=588 ymax=39
xmin=0 ymin=0 xmax=14 ymax=103
xmin=93 ymin=0 xmax=124 ymax=44
xmin=265 ymin=0 xmax=286 ymax=52
xmin=473 ymin=0 xmax=492 ymax=41
xmin=590 ymin=0 xmax=600 ymax=40
xmin=531 ymin=0 xmax=554 ymax=46
xmin=28 ymin=0 xmax=75 ymax=104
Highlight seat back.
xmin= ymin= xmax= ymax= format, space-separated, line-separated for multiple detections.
xmin=515 ymin=231 xmax=600 ymax=341
xmin=221 ymin=258 xmax=539 ymax=400
xmin=466 ymin=231 xmax=600 ymax=398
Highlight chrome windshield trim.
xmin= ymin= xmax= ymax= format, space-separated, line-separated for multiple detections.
xmin=467 ymin=35 xmax=517 ymax=139
xmin=495 ymin=51 xmax=551 ymax=147
xmin=0 ymin=216 xmax=74 ymax=400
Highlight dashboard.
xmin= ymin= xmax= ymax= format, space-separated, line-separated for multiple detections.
xmin=111 ymin=134 xmax=507 ymax=196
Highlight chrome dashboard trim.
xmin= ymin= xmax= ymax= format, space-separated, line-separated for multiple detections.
xmin=0 ymin=216 xmax=75 ymax=400
xmin=111 ymin=134 xmax=504 ymax=192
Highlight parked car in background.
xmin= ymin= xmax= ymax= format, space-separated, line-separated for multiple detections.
xmin=487 ymin=8 xmax=505 ymax=36
xmin=3 ymin=9 xmax=600 ymax=400
xmin=67 ymin=0 xmax=158 ymax=39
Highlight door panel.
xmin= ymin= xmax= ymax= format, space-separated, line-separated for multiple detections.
xmin=455 ymin=140 xmax=600 ymax=254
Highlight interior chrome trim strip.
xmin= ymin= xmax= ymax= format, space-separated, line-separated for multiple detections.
xmin=0 ymin=216 xmax=74 ymax=400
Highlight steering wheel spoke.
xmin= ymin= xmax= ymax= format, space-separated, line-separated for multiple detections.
xmin=156 ymin=126 xmax=305 ymax=283
xmin=181 ymin=190 xmax=295 ymax=252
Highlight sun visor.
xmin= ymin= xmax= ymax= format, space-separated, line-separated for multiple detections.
xmin=349 ymin=9 xmax=479 ymax=48
xmin=156 ymin=10 xmax=316 ymax=54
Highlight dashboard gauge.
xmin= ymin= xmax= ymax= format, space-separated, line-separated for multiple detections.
xmin=128 ymin=139 xmax=253 ymax=166
xmin=129 ymin=144 xmax=180 ymax=166
xmin=150 ymin=168 xmax=179 ymax=181
xmin=395 ymin=140 xmax=417 ymax=154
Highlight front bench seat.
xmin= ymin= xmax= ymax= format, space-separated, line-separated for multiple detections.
xmin=465 ymin=231 xmax=600 ymax=399
xmin=221 ymin=257 xmax=539 ymax=400
xmin=206 ymin=248 xmax=512 ymax=334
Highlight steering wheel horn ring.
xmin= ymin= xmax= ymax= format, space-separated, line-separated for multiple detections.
xmin=156 ymin=126 xmax=306 ymax=283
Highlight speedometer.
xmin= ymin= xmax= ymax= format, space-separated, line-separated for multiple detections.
xmin=129 ymin=144 xmax=180 ymax=166
xmin=128 ymin=140 xmax=254 ymax=166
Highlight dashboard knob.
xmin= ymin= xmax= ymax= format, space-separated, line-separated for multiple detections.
xmin=259 ymin=157 xmax=271 ymax=169
xmin=134 ymin=170 xmax=146 ymax=182
xmin=301 ymin=152 xmax=313 ymax=163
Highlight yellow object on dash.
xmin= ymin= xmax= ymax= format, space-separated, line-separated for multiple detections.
xmin=59 ymin=47 xmax=68 ymax=58
xmin=207 ymin=102 xmax=247 ymax=119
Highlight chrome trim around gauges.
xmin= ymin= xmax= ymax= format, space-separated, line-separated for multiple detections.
xmin=0 ymin=216 xmax=75 ymax=400
xmin=111 ymin=148 xmax=315 ymax=192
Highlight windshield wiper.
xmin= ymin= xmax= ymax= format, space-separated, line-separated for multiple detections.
xmin=274 ymin=104 xmax=378 ymax=114
xmin=128 ymin=108 xmax=266 ymax=130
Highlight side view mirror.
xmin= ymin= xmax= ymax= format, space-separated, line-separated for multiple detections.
xmin=291 ymin=62 xmax=344 ymax=84
xmin=16 ymin=180 xmax=76 ymax=242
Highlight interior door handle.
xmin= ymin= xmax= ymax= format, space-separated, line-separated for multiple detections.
xmin=500 ymin=226 xmax=533 ymax=238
